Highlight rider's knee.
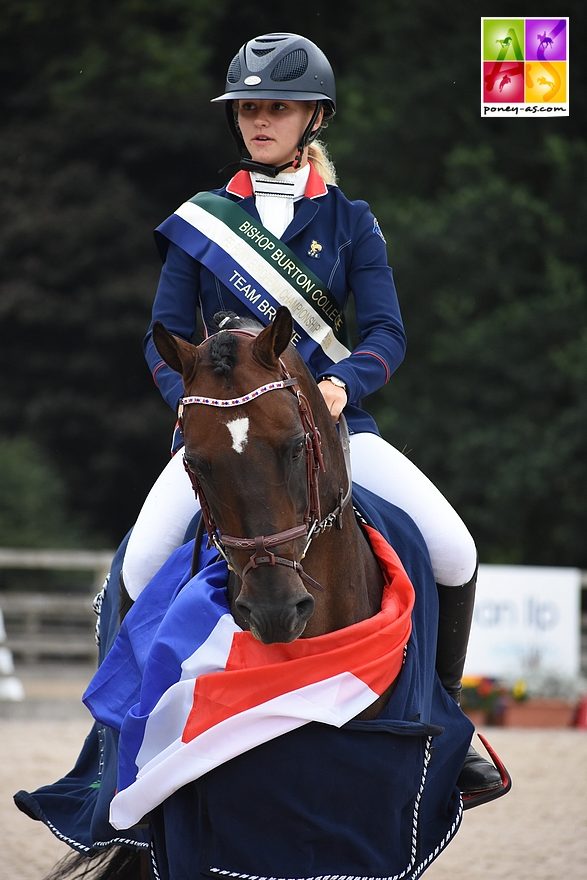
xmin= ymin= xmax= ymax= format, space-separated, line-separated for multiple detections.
xmin=428 ymin=525 xmax=478 ymax=588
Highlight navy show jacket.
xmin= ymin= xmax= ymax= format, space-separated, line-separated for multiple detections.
xmin=145 ymin=165 xmax=406 ymax=441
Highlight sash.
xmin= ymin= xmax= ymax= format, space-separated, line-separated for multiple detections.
xmin=157 ymin=192 xmax=352 ymax=365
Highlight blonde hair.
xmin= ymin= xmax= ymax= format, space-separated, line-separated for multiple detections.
xmin=308 ymin=139 xmax=337 ymax=185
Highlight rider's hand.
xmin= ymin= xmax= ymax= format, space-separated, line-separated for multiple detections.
xmin=318 ymin=379 xmax=348 ymax=422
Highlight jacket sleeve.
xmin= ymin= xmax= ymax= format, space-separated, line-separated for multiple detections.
xmin=144 ymin=242 xmax=201 ymax=413
xmin=318 ymin=203 xmax=406 ymax=404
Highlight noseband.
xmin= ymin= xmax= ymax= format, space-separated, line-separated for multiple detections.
xmin=178 ymin=335 xmax=352 ymax=591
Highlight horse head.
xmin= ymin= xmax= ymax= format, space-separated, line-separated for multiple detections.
xmin=154 ymin=308 xmax=351 ymax=644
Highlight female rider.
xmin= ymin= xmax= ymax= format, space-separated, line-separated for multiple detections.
xmin=122 ymin=33 xmax=501 ymax=796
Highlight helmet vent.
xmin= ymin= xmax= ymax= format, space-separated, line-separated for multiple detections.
xmin=251 ymin=48 xmax=273 ymax=56
xmin=271 ymin=49 xmax=308 ymax=82
xmin=227 ymin=56 xmax=241 ymax=83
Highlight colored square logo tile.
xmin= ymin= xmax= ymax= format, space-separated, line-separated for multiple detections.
xmin=482 ymin=19 xmax=524 ymax=61
xmin=525 ymin=61 xmax=567 ymax=102
xmin=483 ymin=62 xmax=524 ymax=103
xmin=525 ymin=19 xmax=567 ymax=60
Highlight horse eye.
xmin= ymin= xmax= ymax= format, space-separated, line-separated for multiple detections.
xmin=291 ymin=437 xmax=305 ymax=460
xmin=184 ymin=454 xmax=207 ymax=475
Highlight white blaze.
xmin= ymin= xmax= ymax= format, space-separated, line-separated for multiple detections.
xmin=226 ymin=417 xmax=249 ymax=454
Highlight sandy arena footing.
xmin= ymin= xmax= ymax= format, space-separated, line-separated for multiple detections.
xmin=2 ymin=668 xmax=586 ymax=879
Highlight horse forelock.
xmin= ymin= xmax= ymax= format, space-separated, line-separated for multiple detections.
xmin=208 ymin=331 xmax=238 ymax=377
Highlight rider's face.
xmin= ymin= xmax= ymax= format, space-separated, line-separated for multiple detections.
xmin=236 ymin=99 xmax=320 ymax=169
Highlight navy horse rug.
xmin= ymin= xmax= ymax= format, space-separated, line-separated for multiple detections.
xmin=15 ymin=486 xmax=474 ymax=880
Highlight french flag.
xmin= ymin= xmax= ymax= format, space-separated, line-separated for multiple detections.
xmin=84 ymin=526 xmax=414 ymax=831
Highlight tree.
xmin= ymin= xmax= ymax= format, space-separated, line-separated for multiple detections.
xmin=0 ymin=437 xmax=86 ymax=547
xmin=1 ymin=0 xmax=585 ymax=566
xmin=371 ymin=139 xmax=587 ymax=564
xmin=0 ymin=1 xmax=223 ymax=540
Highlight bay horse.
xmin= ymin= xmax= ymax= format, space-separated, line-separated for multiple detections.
xmin=41 ymin=306 xmax=398 ymax=880
xmin=35 ymin=307 xmax=505 ymax=880
xmin=154 ymin=307 xmax=387 ymax=653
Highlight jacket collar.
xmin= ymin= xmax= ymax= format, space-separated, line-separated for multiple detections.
xmin=226 ymin=164 xmax=328 ymax=200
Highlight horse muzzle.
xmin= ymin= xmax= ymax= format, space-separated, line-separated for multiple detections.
xmin=235 ymin=581 xmax=315 ymax=644
xmin=223 ymin=526 xmax=322 ymax=642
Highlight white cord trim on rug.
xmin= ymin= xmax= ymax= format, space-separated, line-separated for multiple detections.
xmin=207 ymin=735 xmax=464 ymax=880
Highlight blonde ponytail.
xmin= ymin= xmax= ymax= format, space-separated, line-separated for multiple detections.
xmin=308 ymin=139 xmax=338 ymax=185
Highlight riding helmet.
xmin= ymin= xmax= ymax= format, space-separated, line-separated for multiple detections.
xmin=212 ymin=33 xmax=336 ymax=117
xmin=212 ymin=33 xmax=336 ymax=176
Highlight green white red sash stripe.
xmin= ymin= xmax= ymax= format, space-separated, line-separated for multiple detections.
xmin=160 ymin=192 xmax=351 ymax=365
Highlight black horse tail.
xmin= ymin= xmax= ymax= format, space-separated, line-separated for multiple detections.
xmin=42 ymin=848 xmax=146 ymax=880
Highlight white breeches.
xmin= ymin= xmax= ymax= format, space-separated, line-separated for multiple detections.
xmin=348 ymin=433 xmax=477 ymax=587
xmin=122 ymin=451 xmax=201 ymax=600
xmin=122 ymin=433 xmax=477 ymax=600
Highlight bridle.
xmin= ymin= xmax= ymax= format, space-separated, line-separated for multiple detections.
xmin=178 ymin=333 xmax=352 ymax=591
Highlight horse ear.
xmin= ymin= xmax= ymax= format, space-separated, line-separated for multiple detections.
xmin=153 ymin=322 xmax=199 ymax=380
xmin=252 ymin=307 xmax=293 ymax=369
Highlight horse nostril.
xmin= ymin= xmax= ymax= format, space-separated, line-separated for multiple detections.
xmin=235 ymin=596 xmax=251 ymax=622
xmin=295 ymin=595 xmax=315 ymax=622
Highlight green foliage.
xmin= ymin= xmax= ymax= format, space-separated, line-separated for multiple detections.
xmin=369 ymin=137 xmax=587 ymax=564
xmin=1 ymin=0 xmax=585 ymax=566
xmin=0 ymin=0 xmax=224 ymax=539
xmin=0 ymin=437 xmax=85 ymax=547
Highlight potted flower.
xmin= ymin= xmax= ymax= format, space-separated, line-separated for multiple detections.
xmin=492 ymin=673 xmax=581 ymax=728
xmin=460 ymin=676 xmax=506 ymax=726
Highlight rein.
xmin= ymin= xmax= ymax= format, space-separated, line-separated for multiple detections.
xmin=178 ymin=333 xmax=352 ymax=590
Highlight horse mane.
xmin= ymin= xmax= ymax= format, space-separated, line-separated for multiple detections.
xmin=213 ymin=310 xmax=263 ymax=334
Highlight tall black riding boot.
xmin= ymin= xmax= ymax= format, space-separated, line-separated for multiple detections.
xmin=436 ymin=567 xmax=502 ymax=793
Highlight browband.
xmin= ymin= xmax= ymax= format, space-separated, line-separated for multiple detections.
xmin=179 ymin=377 xmax=298 ymax=415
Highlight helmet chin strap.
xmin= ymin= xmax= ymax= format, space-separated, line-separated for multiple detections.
xmin=238 ymin=156 xmax=299 ymax=178
xmin=228 ymin=102 xmax=323 ymax=179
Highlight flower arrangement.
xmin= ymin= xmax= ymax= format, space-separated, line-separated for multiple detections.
xmin=460 ymin=675 xmax=528 ymax=715
xmin=460 ymin=673 xmax=583 ymax=726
